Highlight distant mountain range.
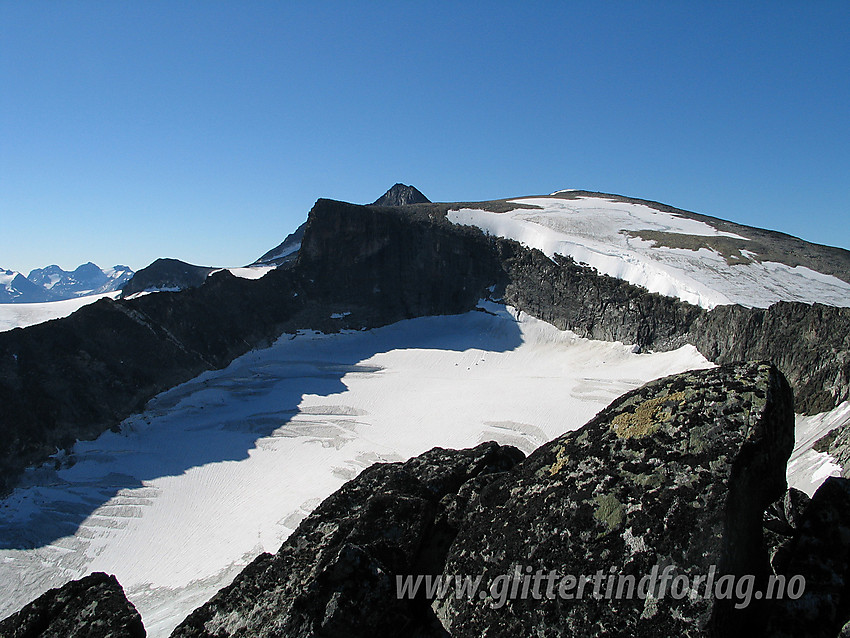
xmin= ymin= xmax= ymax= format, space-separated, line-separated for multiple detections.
xmin=0 ymin=263 xmax=133 ymax=303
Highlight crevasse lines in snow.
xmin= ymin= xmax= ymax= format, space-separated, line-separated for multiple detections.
xmin=0 ymin=307 xmax=524 ymax=554
xmin=0 ymin=304 xmax=713 ymax=635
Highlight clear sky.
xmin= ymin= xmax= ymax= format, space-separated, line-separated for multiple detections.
xmin=1 ymin=1 xmax=848 ymax=274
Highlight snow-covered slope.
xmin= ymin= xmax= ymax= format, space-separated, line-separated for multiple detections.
xmin=787 ymin=402 xmax=850 ymax=496
xmin=0 ymin=292 xmax=120 ymax=331
xmin=0 ymin=268 xmax=52 ymax=303
xmin=0 ymin=303 xmax=712 ymax=636
xmin=448 ymin=194 xmax=850 ymax=309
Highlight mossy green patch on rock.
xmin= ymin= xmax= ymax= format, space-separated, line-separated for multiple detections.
xmin=593 ymin=492 xmax=625 ymax=532
xmin=623 ymin=468 xmax=664 ymax=489
xmin=611 ymin=390 xmax=688 ymax=439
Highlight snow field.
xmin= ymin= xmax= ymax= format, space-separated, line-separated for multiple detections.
xmin=0 ymin=301 xmax=843 ymax=635
xmin=787 ymin=402 xmax=850 ymax=496
xmin=447 ymin=196 xmax=850 ymax=309
xmin=0 ymin=303 xmax=711 ymax=635
xmin=0 ymin=292 xmax=120 ymax=332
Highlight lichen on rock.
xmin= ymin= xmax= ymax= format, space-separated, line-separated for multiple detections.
xmin=610 ymin=390 xmax=688 ymax=439
xmin=435 ymin=362 xmax=795 ymax=637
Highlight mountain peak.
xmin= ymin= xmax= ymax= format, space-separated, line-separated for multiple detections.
xmin=372 ymin=183 xmax=430 ymax=206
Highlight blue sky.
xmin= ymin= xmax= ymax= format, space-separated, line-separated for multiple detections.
xmin=1 ymin=2 xmax=848 ymax=273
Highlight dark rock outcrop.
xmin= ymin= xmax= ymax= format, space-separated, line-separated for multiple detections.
xmin=814 ymin=418 xmax=850 ymax=480
xmin=435 ymin=362 xmax=794 ymax=637
xmin=763 ymin=488 xmax=811 ymax=574
xmin=766 ymin=477 xmax=850 ymax=638
xmin=121 ymin=258 xmax=215 ymax=297
xmin=169 ymin=442 xmax=524 ymax=638
xmin=296 ymin=199 xmax=504 ymax=325
xmin=690 ymin=302 xmax=850 ymax=414
xmin=372 ymin=183 xmax=430 ymax=206
xmin=500 ymin=246 xmax=702 ymax=351
xmin=253 ymin=221 xmax=306 ymax=266
xmin=0 ymin=571 xmax=145 ymax=637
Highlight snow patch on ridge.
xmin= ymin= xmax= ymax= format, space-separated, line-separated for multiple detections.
xmin=221 ymin=266 xmax=276 ymax=280
xmin=447 ymin=196 xmax=850 ymax=309
xmin=787 ymin=402 xmax=850 ymax=496
xmin=263 ymin=241 xmax=301 ymax=263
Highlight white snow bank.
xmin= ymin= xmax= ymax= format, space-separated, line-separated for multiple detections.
xmin=263 ymin=241 xmax=301 ymax=262
xmin=447 ymin=196 xmax=850 ymax=309
xmin=0 ymin=292 xmax=120 ymax=332
xmin=787 ymin=402 xmax=850 ymax=496
xmin=0 ymin=303 xmax=711 ymax=636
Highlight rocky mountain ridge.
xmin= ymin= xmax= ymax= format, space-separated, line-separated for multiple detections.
xmin=1 ymin=192 xmax=848 ymax=496
xmin=120 ymin=258 xmax=216 ymax=297
xmin=252 ymin=221 xmax=306 ymax=267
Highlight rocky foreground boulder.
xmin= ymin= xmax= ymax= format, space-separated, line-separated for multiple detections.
xmin=766 ymin=477 xmax=850 ymax=638
xmin=170 ymin=442 xmax=524 ymax=637
xmin=436 ymin=361 xmax=795 ymax=637
xmin=0 ymin=572 xmax=144 ymax=637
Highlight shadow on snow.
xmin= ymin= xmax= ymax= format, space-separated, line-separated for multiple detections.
xmin=0 ymin=307 xmax=524 ymax=550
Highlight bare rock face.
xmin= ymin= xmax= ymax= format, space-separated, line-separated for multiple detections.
xmin=435 ymin=362 xmax=795 ymax=637
xmin=296 ymin=198 xmax=503 ymax=325
xmin=766 ymin=477 xmax=850 ymax=638
xmin=253 ymin=221 xmax=306 ymax=266
xmin=121 ymin=258 xmax=215 ymax=296
xmin=814 ymin=419 xmax=850 ymax=480
xmin=169 ymin=442 xmax=524 ymax=638
xmin=500 ymin=247 xmax=701 ymax=351
xmin=0 ymin=572 xmax=145 ymax=637
xmin=763 ymin=487 xmax=811 ymax=574
xmin=372 ymin=183 xmax=430 ymax=206
xmin=690 ymin=302 xmax=850 ymax=414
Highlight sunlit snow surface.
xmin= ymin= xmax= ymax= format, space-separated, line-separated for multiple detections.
xmin=0 ymin=303 xmax=713 ymax=635
xmin=216 ymin=266 xmax=277 ymax=280
xmin=0 ymin=292 xmax=120 ymax=332
xmin=787 ymin=402 xmax=850 ymax=496
xmin=448 ymin=196 xmax=850 ymax=309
